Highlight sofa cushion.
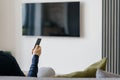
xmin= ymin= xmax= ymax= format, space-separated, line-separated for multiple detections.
xmin=96 ymin=69 xmax=120 ymax=78
xmin=55 ymin=58 xmax=107 ymax=78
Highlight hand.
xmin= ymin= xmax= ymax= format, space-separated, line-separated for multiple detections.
xmin=32 ymin=45 xmax=41 ymax=56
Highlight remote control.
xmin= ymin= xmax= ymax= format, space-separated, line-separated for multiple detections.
xmin=34 ymin=38 xmax=41 ymax=48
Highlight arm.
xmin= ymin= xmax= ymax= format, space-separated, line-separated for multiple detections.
xmin=27 ymin=45 xmax=41 ymax=77
xmin=27 ymin=55 xmax=39 ymax=77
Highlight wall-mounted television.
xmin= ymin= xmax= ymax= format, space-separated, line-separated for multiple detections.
xmin=22 ymin=2 xmax=80 ymax=37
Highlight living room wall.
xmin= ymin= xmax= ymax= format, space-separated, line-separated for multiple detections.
xmin=0 ymin=0 xmax=102 ymax=74
xmin=0 ymin=0 xmax=16 ymax=54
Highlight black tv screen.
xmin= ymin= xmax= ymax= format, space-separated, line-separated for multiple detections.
xmin=22 ymin=2 xmax=80 ymax=37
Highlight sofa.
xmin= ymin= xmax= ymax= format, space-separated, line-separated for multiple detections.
xmin=37 ymin=58 xmax=120 ymax=79
xmin=0 ymin=58 xmax=119 ymax=80
xmin=0 ymin=76 xmax=119 ymax=80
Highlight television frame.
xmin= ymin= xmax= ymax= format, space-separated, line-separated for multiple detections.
xmin=22 ymin=1 xmax=80 ymax=37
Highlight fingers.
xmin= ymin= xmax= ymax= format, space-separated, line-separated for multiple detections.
xmin=32 ymin=45 xmax=41 ymax=56
xmin=35 ymin=45 xmax=38 ymax=48
xmin=33 ymin=45 xmax=39 ymax=50
xmin=32 ymin=45 xmax=39 ymax=54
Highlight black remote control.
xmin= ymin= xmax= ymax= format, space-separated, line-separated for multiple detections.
xmin=34 ymin=38 xmax=41 ymax=48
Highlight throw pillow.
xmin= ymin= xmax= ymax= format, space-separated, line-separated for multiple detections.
xmin=96 ymin=69 xmax=120 ymax=78
xmin=37 ymin=67 xmax=55 ymax=78
xmin=55 ymin=58 xmax=107 ymax=78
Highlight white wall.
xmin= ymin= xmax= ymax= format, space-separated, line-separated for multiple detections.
xmin=0 ymin=0 xmax=102 ymax=74
xmin=0 ymin=0 xmax=16 ymax=54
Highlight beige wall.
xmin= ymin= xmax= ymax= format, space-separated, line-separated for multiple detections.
xmin=0 ymin=0 xmax=102 ymax=74
xmin=0 ymin=0 xmax=16 ymax=54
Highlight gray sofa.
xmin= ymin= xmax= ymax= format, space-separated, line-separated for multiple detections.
xmin=0 ymin=76 xmax=36 ymax=80
xmin=0 ymin=77 xmax=119 ymax=80
xmin=1 ymin=58 xmax=119 ymax=80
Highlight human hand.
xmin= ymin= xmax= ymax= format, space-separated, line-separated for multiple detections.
xmin=32 ymin=45 xmax=41 ymax=56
